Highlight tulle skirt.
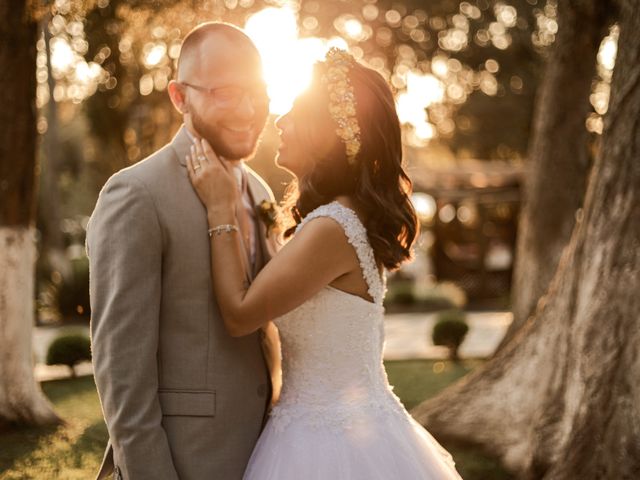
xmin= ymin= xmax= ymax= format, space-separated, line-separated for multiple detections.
xmin=243 ymin=406 xmax=463 ymax=480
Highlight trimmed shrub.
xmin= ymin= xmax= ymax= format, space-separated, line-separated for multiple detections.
xmin=46 ymin=334 xmax=91 ymax=377
xmin=432 ymin=310 xmax=469 ymax=361
xmin=386 ymin=280 xmax=415 ymax=305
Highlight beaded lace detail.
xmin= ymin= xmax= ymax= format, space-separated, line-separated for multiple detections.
xmin=270 ymin=201 xmax=409 ymax=433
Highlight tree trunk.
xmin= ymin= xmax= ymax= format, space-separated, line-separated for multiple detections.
xmin=39 ymin=16 xmax=66 ymax=253
xmin=0 ymin=228 xmax=60 ymax=426
xmin=501 ymin=0 xmax=612 ymax=348
xmin=0 ymin=1 xmax=60 ymax=427
xmin=37 ymin=16 xmax=72 ymax=292
xmin=412 ymin=1 xmax=640 ymax=476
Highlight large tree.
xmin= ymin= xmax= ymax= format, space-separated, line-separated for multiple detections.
xmin=412 ymin=0 xmax=640 ymax=477
xmin=502 ymin=0 xmax=611 ymax=347
xmin=0 ymin=1 xmax=59 ymax=426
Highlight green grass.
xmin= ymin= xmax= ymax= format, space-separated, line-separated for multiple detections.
xmin=0 ymin=376 xmax=106 ymax=479
xmin=386 ymin=359 xmax=514 ymax=480
xmin=0 ymin=361 xmax=512 ymax=479
xmin=385 ymin=359 xmax=481 ymax=411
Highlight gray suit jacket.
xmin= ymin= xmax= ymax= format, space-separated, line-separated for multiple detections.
xmin=87 ymin=126 xmax=279 ymax=480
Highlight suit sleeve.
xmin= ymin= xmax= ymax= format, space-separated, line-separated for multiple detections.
xmin=87 ymin=172 xmax=179 ymax=480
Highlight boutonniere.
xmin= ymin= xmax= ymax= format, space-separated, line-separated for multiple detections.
xmin=255 ymin=200 xmax=280 ymax=234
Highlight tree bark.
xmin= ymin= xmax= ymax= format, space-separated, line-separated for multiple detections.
xmin=35 ymin=16 xmax=73 ymax=293
xmin=0 ymin=1 xmax=60 ymax=426
xmin=39 ymin=16 xmax=66 ymax=253
xmin=0 ymin=228 xmax=60 ymax=426
xmin=502 ymin=0 xmax=612 ymax=348
xmin=412 ymin=1 xmax=640 ymax=478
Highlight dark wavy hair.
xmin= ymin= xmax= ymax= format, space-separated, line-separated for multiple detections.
xmin=282 ymin=58 xmax=418 ymax=271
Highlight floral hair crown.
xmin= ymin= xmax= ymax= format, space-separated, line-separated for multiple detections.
xmin=322 ymin=48 xmax=361 ymax=165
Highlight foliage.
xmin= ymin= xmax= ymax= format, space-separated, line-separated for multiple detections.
xmin=55 ymin=256 xmax=91 ymax=321
xmin=46 ymin=0 xmax=554 ymax=170
xmin=432 ymin=309 xmax=469 ymax=360
xmin=385 ymin=279 xmax=467 ymax=311
xmin=416 ymin=281 xmax=467 ymax=308
xmin=46 ymin=334 xmax=92 ymax=376
xmin=307 ymin=0 xmax=549 ymax=157
xmin=385 ymin=278 xmax=416 ymax=305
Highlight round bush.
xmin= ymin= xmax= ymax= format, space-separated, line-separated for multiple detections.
xmin=387 ymin=280 xmax=415 ymax=305
xmin=432 ymin=310 xmax=469 ymax=361
xmin=46 ymin=334 xmax=91 ymax=376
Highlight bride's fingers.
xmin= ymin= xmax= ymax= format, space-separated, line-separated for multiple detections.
xmin=192 ymin=141 xmax=208 ymax=167
xmin=201 ymin=138 xmax=229 ymax=174
xmin=190 ymin=145 xmax=201 ymax=170
xmin=186 ymin=154 xmax=195 ymax=181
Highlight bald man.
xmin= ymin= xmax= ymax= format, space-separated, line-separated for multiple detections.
xmin=88 ymin=22 xmax=279 ymax=480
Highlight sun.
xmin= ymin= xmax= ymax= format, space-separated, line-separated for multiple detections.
xmin=244 ymin=7 xmax=346 ymax=115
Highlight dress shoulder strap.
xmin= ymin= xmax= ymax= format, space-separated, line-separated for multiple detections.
xmin=296 ymin=201 xmax=385 ymax=304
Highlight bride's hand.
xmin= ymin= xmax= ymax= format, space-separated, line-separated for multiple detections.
xmin=186 ymin=138 xmax=238 ymax=212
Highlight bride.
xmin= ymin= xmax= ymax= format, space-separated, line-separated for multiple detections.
xmin=185 ymin=48 xmax=463 ymax=479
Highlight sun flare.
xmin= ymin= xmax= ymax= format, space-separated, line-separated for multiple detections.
xmin=244 ymin=7 xmax=345 ymax=115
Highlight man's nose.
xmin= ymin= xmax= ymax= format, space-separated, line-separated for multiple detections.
xmin=235 ymin=93 xmax=256 ymax=120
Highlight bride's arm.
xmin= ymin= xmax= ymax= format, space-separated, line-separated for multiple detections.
xmin=187 ymin=139 xmax=354 ymax=337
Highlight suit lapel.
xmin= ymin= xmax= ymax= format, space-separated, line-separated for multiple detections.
xmin=170 ymin=125 xmax=192 ymax=167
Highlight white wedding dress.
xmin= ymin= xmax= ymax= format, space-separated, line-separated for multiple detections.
xmin=243 ymin=201 xmax=463 ymax=480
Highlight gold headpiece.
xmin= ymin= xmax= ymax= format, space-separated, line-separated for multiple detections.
xmin=323 ymin=48 xmax=361 ymax=165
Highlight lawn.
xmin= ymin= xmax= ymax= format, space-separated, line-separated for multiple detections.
xmin=0 ymin=376 xmax=107 ymax=480
xmin=0 ymin=361 xmax=513 ymax=479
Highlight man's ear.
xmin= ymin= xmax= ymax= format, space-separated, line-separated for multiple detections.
xmin=168 ymin=80 xmax=188 ymax=114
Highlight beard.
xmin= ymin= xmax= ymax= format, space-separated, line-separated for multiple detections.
xmin=190 ymin=107 xmax=264 ymax=161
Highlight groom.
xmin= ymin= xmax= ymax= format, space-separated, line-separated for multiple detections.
xmin=87 ymin=22 xmax=279 ymax=480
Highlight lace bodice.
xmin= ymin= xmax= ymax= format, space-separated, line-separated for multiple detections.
xmin=270 ymin=201 xmax=405 ymax=432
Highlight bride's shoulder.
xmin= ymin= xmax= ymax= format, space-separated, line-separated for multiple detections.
xmin=292 ymin=201 xmax=368 ymax=252
xmin=284 ymin=213 xmax=356 ymax=266
xmin=297 ymin=200 xmax=364 ymax=233
xmin=294 ymin=212 xmax=349 ymax=243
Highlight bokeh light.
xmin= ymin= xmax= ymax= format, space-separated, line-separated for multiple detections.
xmin=396 ymin=71 xmax=445 ymax=144
xmin=143 ymin=43 xmax=167 ymax=68
xmin=412 ymin=192 xmax=437 ymax=223
xmin=587 ymin=25 xmax=619 ymax=134
xmin=50 ymin=37 xmax=75 ymax=72
xmin=36 ymin=0 xmax=619 ymax=151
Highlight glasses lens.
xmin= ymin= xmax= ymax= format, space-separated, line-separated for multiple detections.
xmin=214 ymin=86 xmax=244 ymax=108
xmin=211 ymin=83 xmax=270 ymax=108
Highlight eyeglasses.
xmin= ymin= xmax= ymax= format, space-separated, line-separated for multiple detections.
xmin=180 ymin=81 xmax=269 ymax=110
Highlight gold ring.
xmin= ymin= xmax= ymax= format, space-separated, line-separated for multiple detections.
xmin=193 ymin=164 xmax=202 ymax=171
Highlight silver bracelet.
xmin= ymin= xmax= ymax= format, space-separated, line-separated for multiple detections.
xmin=208 ymin=224 xmax=239 ymax=237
